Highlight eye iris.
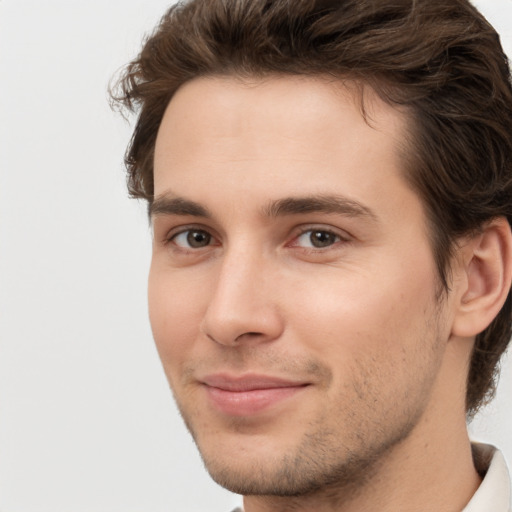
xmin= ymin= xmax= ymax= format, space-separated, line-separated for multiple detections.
xmin=310 ymin=231 xmax=335 ymax=247
xmin=187 ymin=230 xmax=210 ymax=248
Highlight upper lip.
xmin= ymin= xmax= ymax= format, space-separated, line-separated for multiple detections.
xmin=201 ymin=374 xmax=309 ymax=392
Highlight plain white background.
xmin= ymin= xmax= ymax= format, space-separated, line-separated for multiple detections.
xmin=0 ymin=1 xmax=511 ymax=511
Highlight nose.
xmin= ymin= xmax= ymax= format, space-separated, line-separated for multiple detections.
xmin=200 ymin=248 xmax=284 ymax=346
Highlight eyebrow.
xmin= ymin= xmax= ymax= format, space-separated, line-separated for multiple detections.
xmin=263 ymin=195 xmax=378 ymax=221
xmin=150 ymin=195 xmax=211 ymax=218
xmin=149 ymin=192 xmax=378 ymax=222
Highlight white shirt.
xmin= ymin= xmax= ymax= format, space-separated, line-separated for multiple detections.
xmin=231 ymin=444 xmax=511 ymax=512
xmin=463 ymin=444 xmax=511 ymax=512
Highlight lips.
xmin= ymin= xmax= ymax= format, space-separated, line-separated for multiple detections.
xmin=201 ymin=374 xmax=309 ymax=416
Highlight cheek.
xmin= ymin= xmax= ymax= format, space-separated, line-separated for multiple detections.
xmin=287 ymin=255 xmax=440 ymax=365
xmin=148 ymin=266 xmax=208 ymax=380
xmin=288 ymin=267 xmax=444 ymax=426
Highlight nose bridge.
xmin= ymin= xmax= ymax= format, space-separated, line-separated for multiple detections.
xmin=201 ymin=240 xmax=282 ymax=345
xmin=218 ymin=241 xmax=261 ymax=297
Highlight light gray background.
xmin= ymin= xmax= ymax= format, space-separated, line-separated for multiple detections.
xmin=0 ymin=1 xmax=510 ymax=511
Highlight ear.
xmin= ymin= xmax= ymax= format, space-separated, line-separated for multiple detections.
xmin=451 ymin=217 xmax=512 ymax=338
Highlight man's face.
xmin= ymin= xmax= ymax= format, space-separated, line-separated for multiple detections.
xmin=149 ymin=76 xmax=457 ymax=495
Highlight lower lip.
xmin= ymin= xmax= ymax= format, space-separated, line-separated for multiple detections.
xmin=204 ymin=385 xmax=307 ymax=416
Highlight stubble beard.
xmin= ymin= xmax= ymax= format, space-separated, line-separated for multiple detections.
xmin=175 ymin=355 xmax=441 ymax=501
xmin=200 ymin=415 xmax=419 ymax=499
xmin=172 ymin=299 xmax=447 ymax=501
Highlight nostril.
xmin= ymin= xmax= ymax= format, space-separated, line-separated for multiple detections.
xmin=235 ymin=332 xmax=263 ymax=342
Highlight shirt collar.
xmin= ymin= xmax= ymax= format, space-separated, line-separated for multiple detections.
xmin=463 ymin=444 xmax=511 ymax=512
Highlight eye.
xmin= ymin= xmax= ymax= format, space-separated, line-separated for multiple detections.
xmin=171 ymin=229 xmax=213 ymax=248
xmin=295 ymin=229 xmax=341 ymax=248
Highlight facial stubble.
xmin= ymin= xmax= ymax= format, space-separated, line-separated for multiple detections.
xmin=171 ymin=314 xmax=447 ymax=503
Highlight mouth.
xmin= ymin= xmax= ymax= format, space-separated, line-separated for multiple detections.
xmin=200 ymin=374 xmax=310 ymax=416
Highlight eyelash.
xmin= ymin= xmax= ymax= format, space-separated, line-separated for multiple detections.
xmin=164 ymin=225 xmax=350 ymax=252
xmin=168 ymin=228 xmax=216 ymax=249
xmin=289 ymin=227 xmax=347 ymax=250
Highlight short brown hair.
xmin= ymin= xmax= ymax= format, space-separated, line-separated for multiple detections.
xmin=111 ymin=0 xmax=512 ymax=415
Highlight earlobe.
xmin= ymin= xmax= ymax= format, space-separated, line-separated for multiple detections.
xmin=451 ymin=217 xmax=512 ymax=338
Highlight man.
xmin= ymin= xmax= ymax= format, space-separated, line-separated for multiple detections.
xmin=112 ymin=0 xmax=512 ymax=510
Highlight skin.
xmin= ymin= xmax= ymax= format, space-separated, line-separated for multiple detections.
xmin=149 ymin=75 xmax=484 ymax=512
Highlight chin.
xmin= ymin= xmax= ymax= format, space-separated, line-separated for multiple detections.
xmin=193 ymin=421 xmax=412 ymax=497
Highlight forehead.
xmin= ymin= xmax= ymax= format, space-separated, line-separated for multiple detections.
xmin=156 ymin=74 xmax=407 ymax=153
xmin=153 ymin=74 xmax=413 ymax=210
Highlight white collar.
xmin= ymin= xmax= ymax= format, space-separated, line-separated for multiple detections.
xmin=463 ymin=444 xmax=511 ymax=512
